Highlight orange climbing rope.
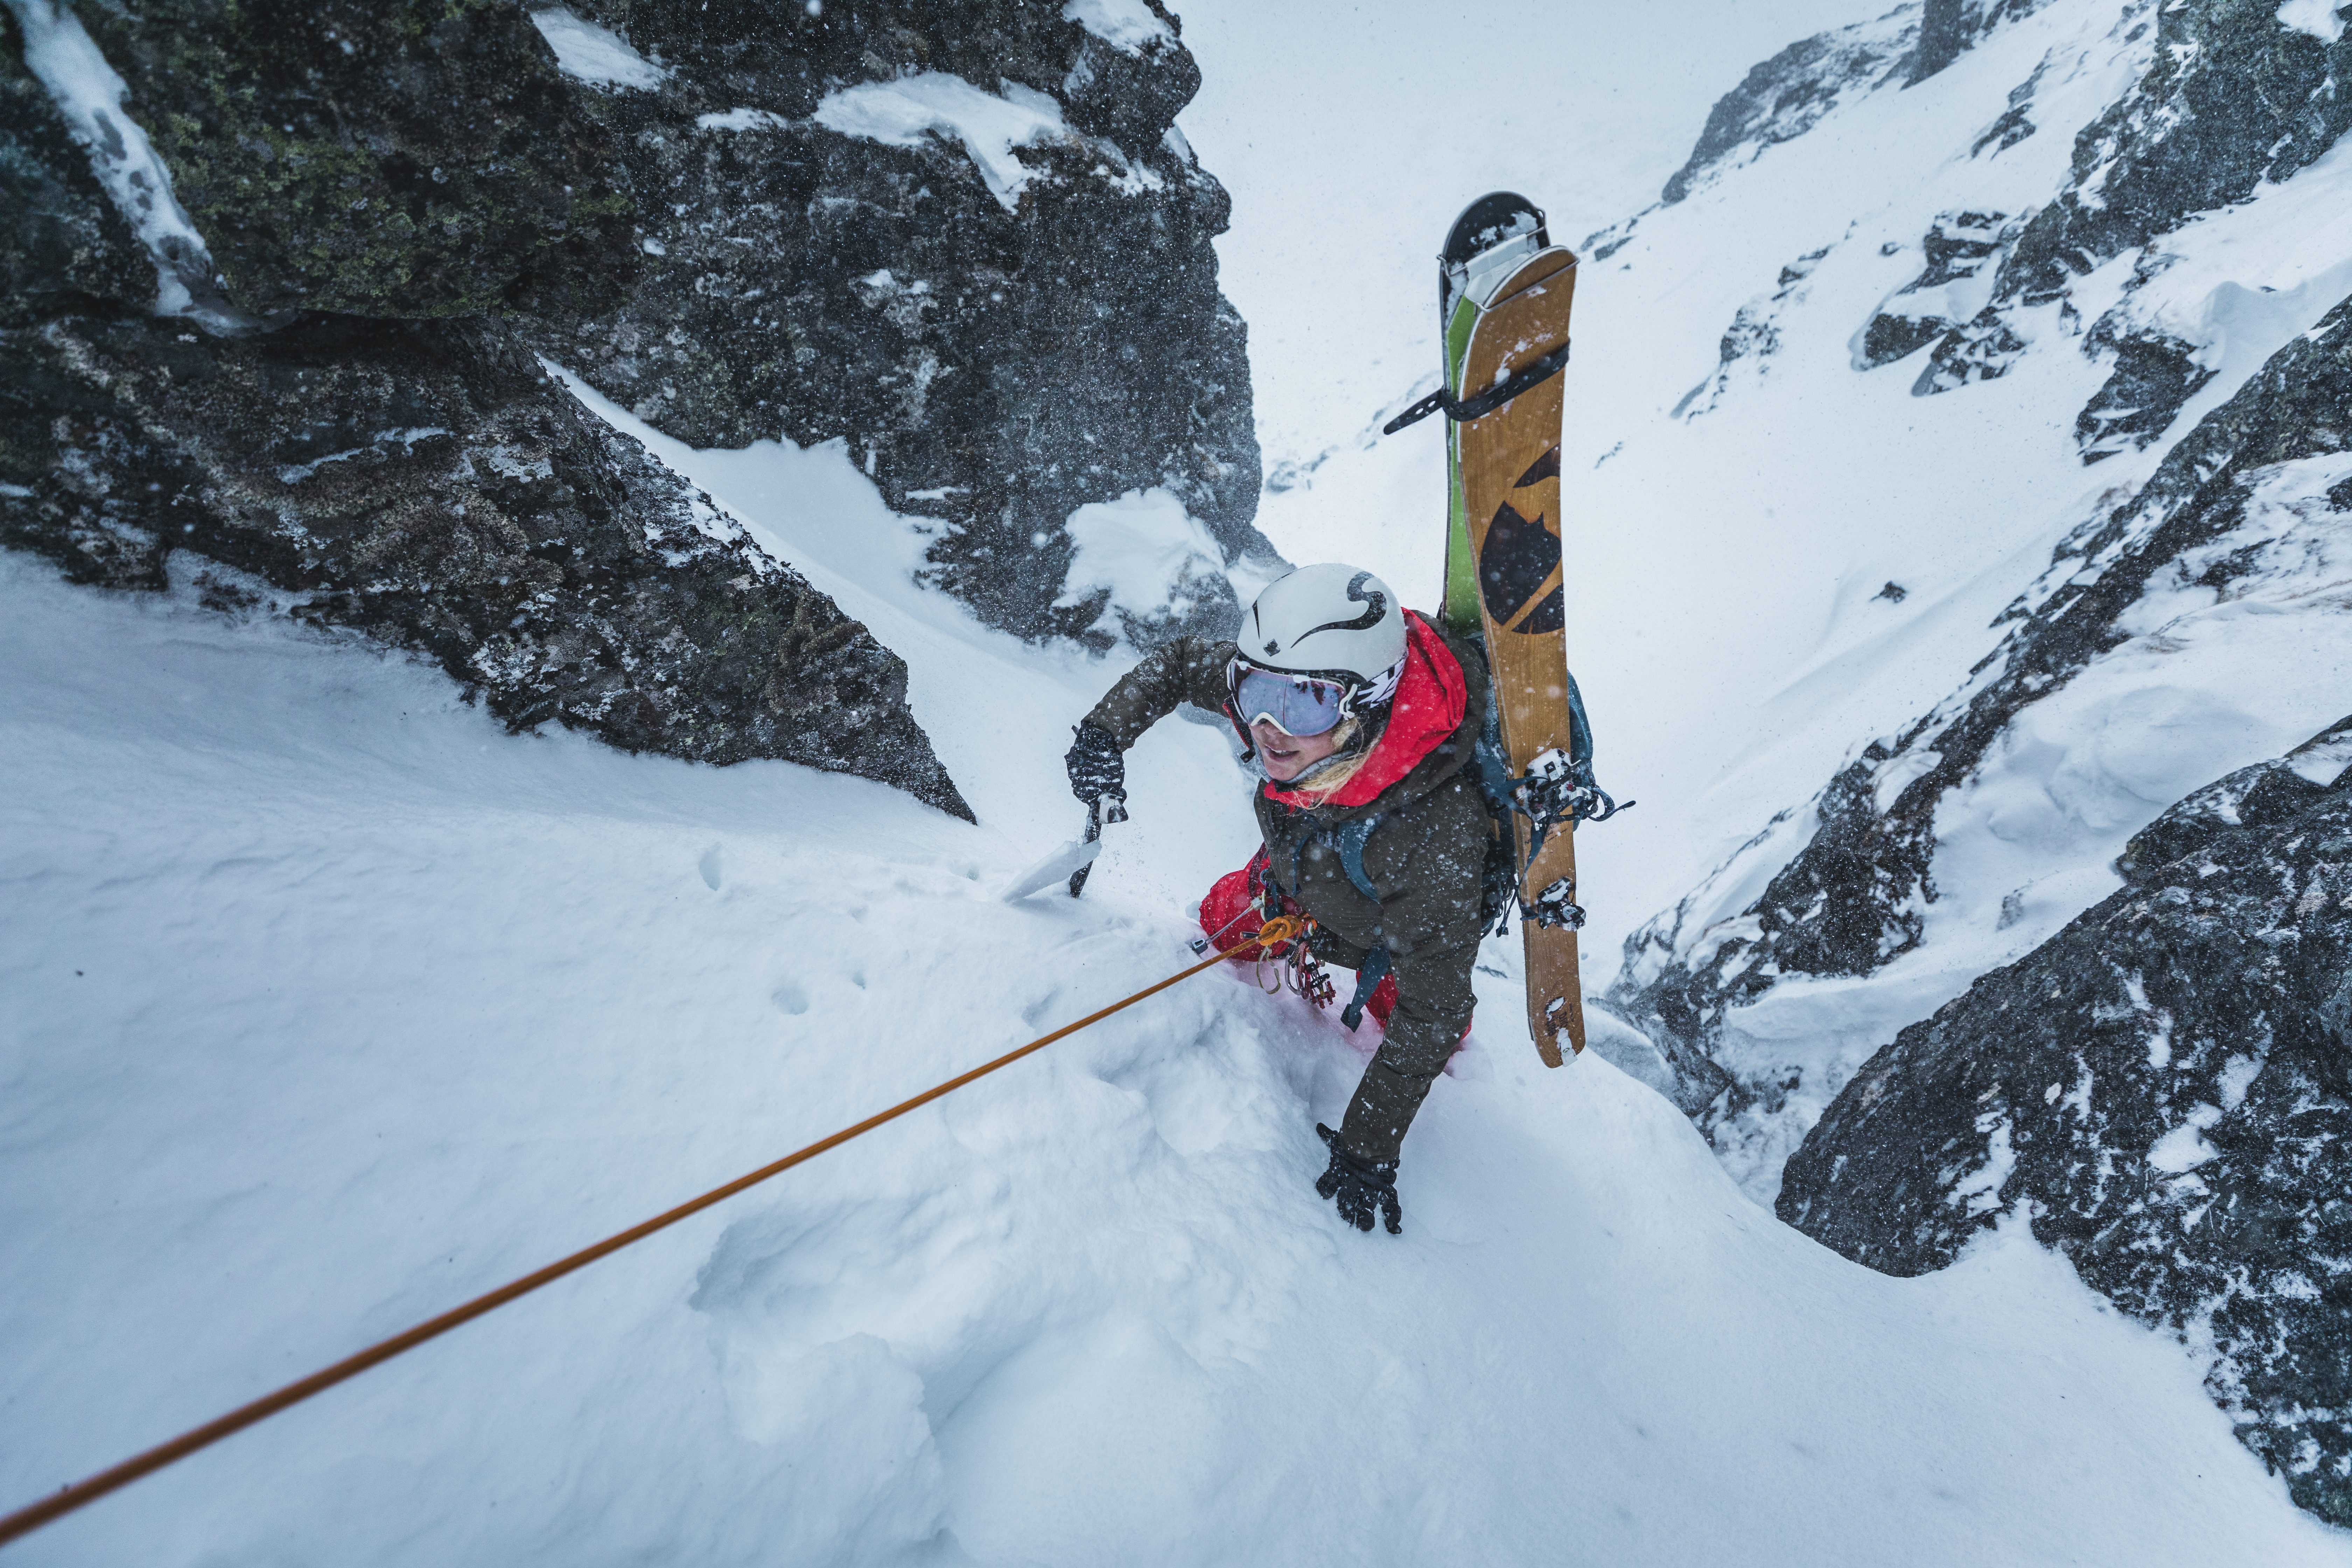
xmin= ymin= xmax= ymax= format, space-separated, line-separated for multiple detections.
xmin=0 ymin=915 xmax=1309 ymax=1550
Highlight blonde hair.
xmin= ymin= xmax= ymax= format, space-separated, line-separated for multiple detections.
xmin=1284 ymin=715 xmax=1376 ymax=807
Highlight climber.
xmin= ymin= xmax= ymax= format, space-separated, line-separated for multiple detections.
xmin=1064 ymin=564 xmax=1494 ymax=1236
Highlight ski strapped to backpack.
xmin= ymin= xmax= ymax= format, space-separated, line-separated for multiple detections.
xmin=1380 ymin=340 xmax=1573 ymax=434
xmin=1261 ymin=667 xmax=1628 ymax=1027
xmin=1469 ymin=665 xmax=1630 ymax=938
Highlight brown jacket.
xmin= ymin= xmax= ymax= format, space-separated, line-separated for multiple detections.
xmin=1084 ymin=622 xmax=1495 ymax=1163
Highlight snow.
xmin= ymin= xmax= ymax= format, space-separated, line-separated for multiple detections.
xmin=2289 ymin=728 xmax=2352 ymax=786
xmin=2149 ymin=1106 xmax=2225 ymax=1174
xmin=815 ymin=73 xmax=1074 ymax=214
xmin=4 ymin=531 xmax=2345 ymax=1562
xmin=1874 ymin=747 xmax=1942 ymax=813
xmin=1055 ymin=486 xmax=1235 ymax=638
xmin=3 ymin=0 xmax=245 ymax=329
xmin=2277 ymin=0 xmax=2349 ymax=44
xmin=1696 ymin=511 xmax=2352 ymax=1205
xmin=696 ymin=107 xmax=788 ymax=133
xmin=527 ymin=7 xmax=668 ymax=91
xmin=1061 ymin=0 xmax=1175 ymax=55
xmin=11 ymin=0 xmax=2352 ymax=1557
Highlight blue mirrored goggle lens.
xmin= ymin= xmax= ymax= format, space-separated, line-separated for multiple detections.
xmin=1233 ymin=667 xmax=1346 ymax=737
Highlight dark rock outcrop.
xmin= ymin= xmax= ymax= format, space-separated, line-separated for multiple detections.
xmin=1779 ymin=718 xmax=2352 ymax=1524
xmin=1853 ymin=210 xmax=2015 ymax=371
xmin=2073 ymin=324 xmax=2216 ymax=463
xmin=1 ymin=306 xmax=969 ymax=815
xmin=1672 ymin=246 xmax=1828 ymax=420
xmin=27 ymin=0 xmax=1265 ymax=649
xmin=1907 ymin=0 xmax=2053 ymax=86
xmin=6 ymin=0 xmax=1269 ymax=807
xmin=1660 ymin=6 xmax=1918 ymax=207
xmin=0 ymin=0 xmax=966 ymax=814
xmin=1609 ymin=288 xmax=2352 ymax=1127
xmin=1661 ymin=0 xmax=2056 ymax=207
xmin=1910 ymin=0 xmax=2352 ymax=411
xmin=71 ymin=0 xmax=642 ymax=322
xmin=519 ymin=0 xmax=1264 ymax=644
xmin=1994 ymin=2 xmax=2352 ymax=309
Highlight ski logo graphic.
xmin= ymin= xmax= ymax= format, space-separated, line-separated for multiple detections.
xmin=1298 ymin=570 xmax=1388 ymax=642
xmin=1513 ymin=447 xmax=1561 ymax=488
xmin=1478 ymin=502 xmax=1562 ymax=634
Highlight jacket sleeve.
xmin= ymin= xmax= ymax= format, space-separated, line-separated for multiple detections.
xmin=1338 ymin=779 xmax=1492 ymax=1165
xmin=1081 ymin=636 xmax=1235 ymax=749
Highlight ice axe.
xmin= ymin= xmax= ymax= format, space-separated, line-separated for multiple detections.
xmin=1066 ymin=792 xmax=1128 ymax=897
xmin=999 ymin=793 xmax=1127 ymax=902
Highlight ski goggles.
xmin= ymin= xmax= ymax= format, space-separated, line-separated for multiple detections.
xmin=1228 ymin=663 xmax=1353 ymax=737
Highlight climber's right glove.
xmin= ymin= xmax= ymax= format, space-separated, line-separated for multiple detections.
xmin=1065 ymin=722 xmax=1126 ymax=806
xmin=1314 ymin=1123 xmax=1402 ymax=1235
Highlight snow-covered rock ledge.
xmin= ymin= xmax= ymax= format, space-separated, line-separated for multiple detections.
xmin=1601 ymin=0 xmax=2352 ymax=1182
xmin=511 ymin=0 xmax=1271 ymax=646
xmin=0 ymin=1 xmax=967 ymax=815
xmin=1782 ymin=714 xmax=2352 ymax=1523
xmin=3 ymin=0 xmax=1277 ymax=812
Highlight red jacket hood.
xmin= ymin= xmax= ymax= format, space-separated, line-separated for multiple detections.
xmin=1260 ymin=610 xmax=1466 ymax=811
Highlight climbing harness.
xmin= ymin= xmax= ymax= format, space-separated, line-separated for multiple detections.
xmin=1275 ymin=806 xmax=1402 ymax=1033
xmin=1189 ymin=873 xmax=1339 ymax=1013
xmin=0 ymin=915 xmax=1308 ymax=1552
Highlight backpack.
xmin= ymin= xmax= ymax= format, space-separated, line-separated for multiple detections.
xmin=1466 ymin=660 xmax=1629 ymax=936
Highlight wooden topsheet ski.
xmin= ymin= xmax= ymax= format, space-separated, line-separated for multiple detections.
xmin=1443 ymin=242 xmax=1583 ymax=1066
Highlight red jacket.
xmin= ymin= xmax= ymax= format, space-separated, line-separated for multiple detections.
xmin=1259 ymin=610 xmax=1468 ymax=810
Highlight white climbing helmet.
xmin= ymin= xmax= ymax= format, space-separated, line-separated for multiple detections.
xmin=1227 ymin=565 xmax=1409 ymax=732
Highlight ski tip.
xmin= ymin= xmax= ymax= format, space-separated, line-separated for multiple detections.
xmin=1442 ymin=192 xmax=1547 ymax=267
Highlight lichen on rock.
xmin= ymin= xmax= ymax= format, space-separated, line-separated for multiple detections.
xmin=70 ymin=0 xmax=642 ymax=320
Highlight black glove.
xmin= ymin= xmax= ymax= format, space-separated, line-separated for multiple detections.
xmin=1314 ymin=1123 xmax=1402 ymax=1235
xmin=1065 ymin=722 xmax=1126 ymax=805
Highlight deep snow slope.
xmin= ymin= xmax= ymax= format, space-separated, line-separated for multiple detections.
xmin=4 ymin=531 xmax=2347 ymax=1563
xmin=7 ymin=2 xmax=2352 ymax=1560
xmin=1179 ymin=0 xmax=2352 ymax=1197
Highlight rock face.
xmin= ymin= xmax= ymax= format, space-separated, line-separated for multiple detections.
xmin=1609 ymin=289 xmax=2352 ymax=1125
xmin=0 ymin=0 xmax=965 ymax=815
xmin=1658 ymin=5 xmax=1920 ymax=209
xmin=1909 ymin=0 xmax=2052 ymax=86
xmin=1656 ymin=0 xmax=2054 ymax=209
xmin=1608 ymin=0 xmax=2352 ymax=1147
xmin=1900 ymin=0 xmax=2352 ymax=437
xmin=5 ymin=0 xmax=1266 ymax=807
xmin=70 ymin=0 xmax=642 ymax=322
xmin=1779 ymin=718 xmax=2352 ymax=1523
xmin=1992 ymin=1 xmax=2352 ymax=309
xmin=517 ymin=0 xmax=1265 ymax=644
xmin=1 ymin=308 xmax=965 ymax=810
